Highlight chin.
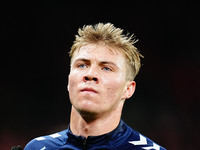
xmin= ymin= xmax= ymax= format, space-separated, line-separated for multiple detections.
xmin=78 ymin=99 xmax=98 ymax=110
xmin=80 ymin=106 xmax=98 ymax=115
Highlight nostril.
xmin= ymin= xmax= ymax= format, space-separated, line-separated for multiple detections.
xmin=83 ymin=76 xmax=99 ymax=83
xmin=84 ymin=76 xmax=89 ymax=81
xmin=93 ymin=78 xmax=98 ymax=82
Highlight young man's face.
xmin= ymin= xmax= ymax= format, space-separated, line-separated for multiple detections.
xmin=68 ymin=44 xmax=135 ymax=117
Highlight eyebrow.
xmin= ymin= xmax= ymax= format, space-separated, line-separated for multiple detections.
xmin=99 ymin=61 xmax=117 ymax=67
xmin=73 ymin=58 xmax=118 ymax=68
xmin=73 ymin=58 xmax=90 ymax=64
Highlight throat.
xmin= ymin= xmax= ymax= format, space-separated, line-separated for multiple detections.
xmin=73 ymin=119 xmax=104 ymax=138
xmin=70 ymin=105 xmax=122 ymax=137
xmin=70 ymin=115 xmax=120 ymax=138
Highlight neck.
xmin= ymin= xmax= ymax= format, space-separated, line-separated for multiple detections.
xmin=69 ymin=103 xmax=123 ymax=138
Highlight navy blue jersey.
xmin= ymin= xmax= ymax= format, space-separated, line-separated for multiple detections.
xmin=24 ymin=120 xmax=166 ymax=150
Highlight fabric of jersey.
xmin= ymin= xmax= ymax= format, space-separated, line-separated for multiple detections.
xmin=24 ymin=120 xmax=166 ymax=150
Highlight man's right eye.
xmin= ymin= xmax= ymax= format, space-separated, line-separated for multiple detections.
xmin=78 ymin=64 xmax=87 ymax=68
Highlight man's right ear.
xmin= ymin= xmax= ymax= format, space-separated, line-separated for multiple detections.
xmin=67 ymin=75 xmax=70 ymax=91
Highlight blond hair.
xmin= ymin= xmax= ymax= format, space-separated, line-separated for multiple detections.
xmin=69 ymin=23 xmax=143 ymax=80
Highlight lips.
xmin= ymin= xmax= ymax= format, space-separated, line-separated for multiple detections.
xmin=81 ymin=87 xmax=98 ymax=93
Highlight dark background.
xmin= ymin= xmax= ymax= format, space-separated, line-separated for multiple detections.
xmin=1 ymin=1 xmax=199 ymax=149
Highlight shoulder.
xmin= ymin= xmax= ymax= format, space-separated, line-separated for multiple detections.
xmin=24 ymin=129 xmax=68 ymax=150
xmin=116 ymin=123 xmax=166 ymax=150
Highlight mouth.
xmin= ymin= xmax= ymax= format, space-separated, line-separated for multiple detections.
xmin=81 ymin=87 xmax=98 ymax=93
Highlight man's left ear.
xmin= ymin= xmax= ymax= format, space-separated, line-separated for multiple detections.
xmin=122 ymin=81 xmax=136 ymax=99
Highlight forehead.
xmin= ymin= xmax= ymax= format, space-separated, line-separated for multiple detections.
xmin=71 ymin=44 xmax=126 ymax=63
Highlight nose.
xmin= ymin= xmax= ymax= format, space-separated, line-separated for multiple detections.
xmin=83 ymin=65 xmax=99 ymax=84
xmin=83 ymin=75 xmax=99 ymax=84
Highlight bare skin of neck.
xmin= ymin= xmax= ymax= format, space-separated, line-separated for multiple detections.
xmin=70 ymin=101 xmax=124 ymax=138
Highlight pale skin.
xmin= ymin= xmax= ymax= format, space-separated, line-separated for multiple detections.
xmin=68 ymin=44 xmax=136 ymax=138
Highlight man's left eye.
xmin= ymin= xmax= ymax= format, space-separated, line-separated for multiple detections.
xmin=102 ymin=67 xmax=112 ymax=71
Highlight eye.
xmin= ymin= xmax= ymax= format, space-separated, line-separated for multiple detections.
xmin=78 ymin=64 xmax=87 ymax=68
xmin=102 ymin=66 xmax=112 ymax=71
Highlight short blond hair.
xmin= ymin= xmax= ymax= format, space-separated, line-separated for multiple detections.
xmin=69 ymin=23 xmax=143 ymax=80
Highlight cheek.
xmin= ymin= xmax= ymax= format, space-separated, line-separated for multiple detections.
xmin=106 ymin=86 xmax=119 ymax=100
xmin=68 ymin=74 xmax=77 ymax=94
xmin=105 ymin=80 xmax=125 ymax=100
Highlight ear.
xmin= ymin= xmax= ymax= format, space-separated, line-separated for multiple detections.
xmin=67 ymin=74 xmax=70 ymax=91
xmin=122 ymin=81 xmax=136 ymax=100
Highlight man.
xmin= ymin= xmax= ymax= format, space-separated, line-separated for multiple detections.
xmin=24 ymin=23 xmax=166 ymax=150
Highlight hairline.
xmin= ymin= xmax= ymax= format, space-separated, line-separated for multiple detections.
xmin=70 ymin=43 xmax=134 ymax=81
